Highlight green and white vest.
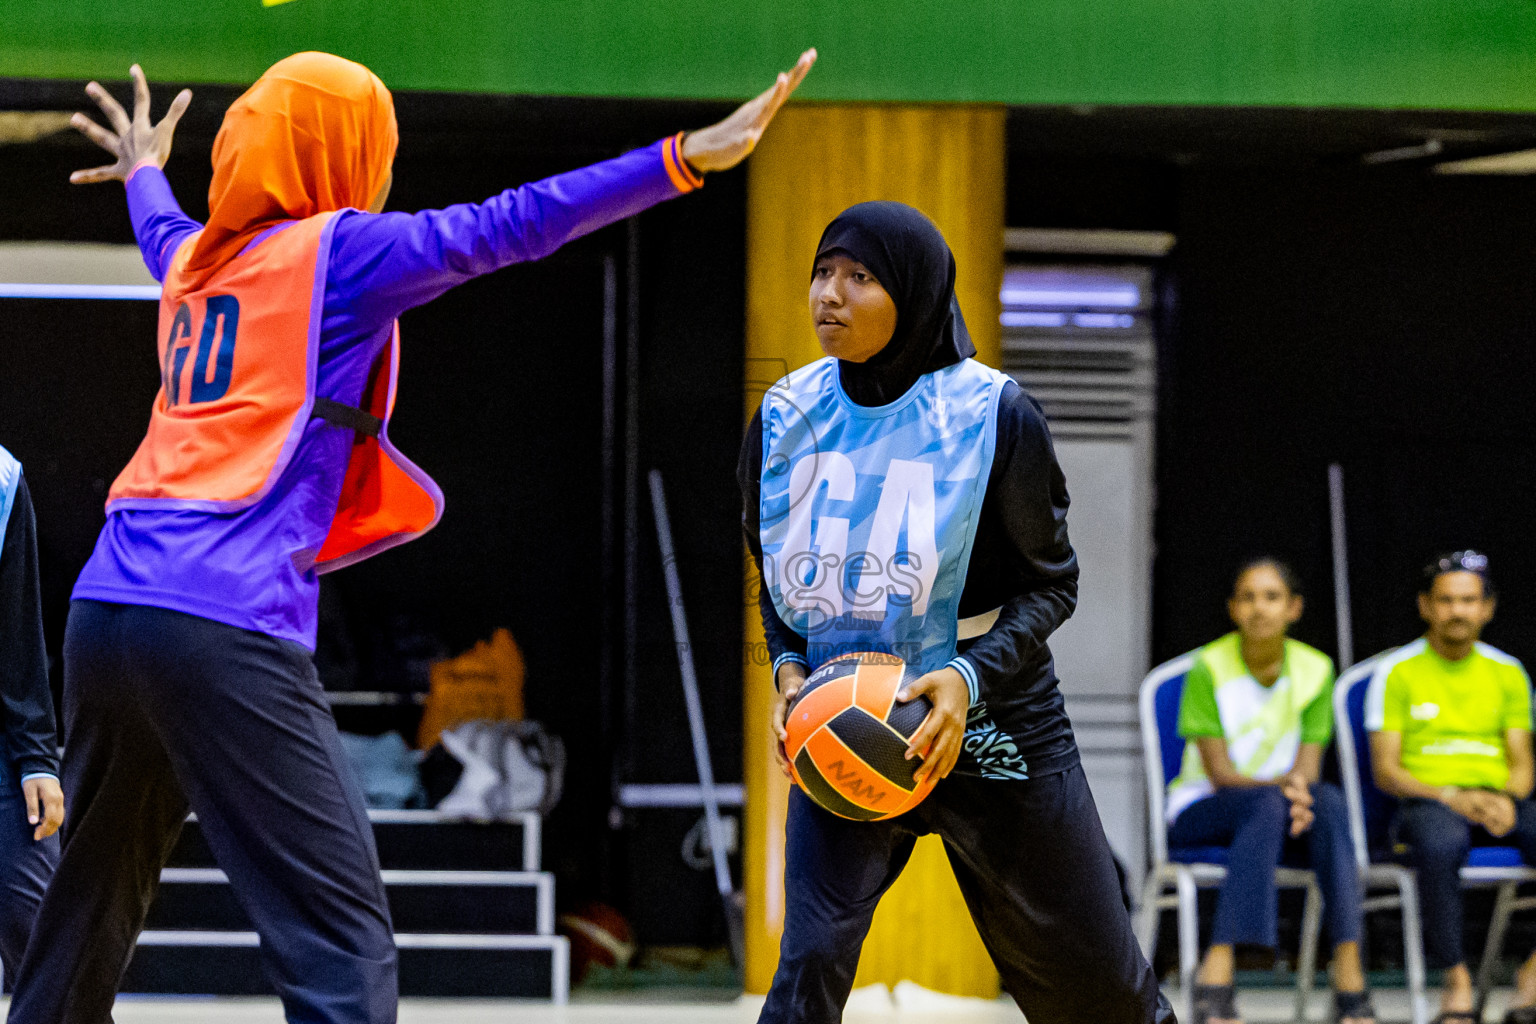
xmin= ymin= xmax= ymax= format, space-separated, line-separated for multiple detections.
xmin=1165 ymin=633 xmax=1333 ymax=823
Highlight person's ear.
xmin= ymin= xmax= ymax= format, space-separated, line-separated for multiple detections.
xmin=1418 ymin=592 xmax=1433 ymax=624
xmin=1227 ymin=595 xmax=1241 ymax=627
xmin=1482 ymin=594 xmax=1497 ymax=624
xmin=1286 ymin=594 xmax=1304 ymax=626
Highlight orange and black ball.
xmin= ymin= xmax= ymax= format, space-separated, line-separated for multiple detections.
xmin=784 ymin=652 xmax=936 ymax=821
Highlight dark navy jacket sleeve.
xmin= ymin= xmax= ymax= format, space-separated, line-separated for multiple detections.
xmin=739 ymin=408 xmax=810 ymax=683
xmin=0 ymin=476 xmax=60 ymax=780
xmin=951 ymin=381 xmax=1078 ymax=703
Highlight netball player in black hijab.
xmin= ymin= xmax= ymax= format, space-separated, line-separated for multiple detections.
xmin=740 ymin=202 xmax=1173 ymax=1024
xmin=815 ymin=199 xmax=976 ymax=405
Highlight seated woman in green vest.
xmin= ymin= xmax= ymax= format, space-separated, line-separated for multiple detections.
xmin=1168 ymin=559 xmax=1371 ymax=1024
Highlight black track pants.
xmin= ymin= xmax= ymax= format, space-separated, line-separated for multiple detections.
xmin=760 ymin=764 xmax=1176 ymax=1024
xmin=7 ymin=600 xmax=396 ymax=1024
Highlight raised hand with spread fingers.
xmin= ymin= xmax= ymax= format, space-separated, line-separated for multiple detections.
xmin=69 ymin=63 xmax=191 ymax=184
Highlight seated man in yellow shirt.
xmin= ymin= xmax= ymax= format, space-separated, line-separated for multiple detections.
xmin=1367 ymin=552 xmax=1536 ymax=1024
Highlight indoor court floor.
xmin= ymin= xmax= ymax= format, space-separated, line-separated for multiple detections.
xmin=13 ymin=996 xmax=1026 ymax=1024
xmin=0 ymin=986 xmax=1508 ymax=1023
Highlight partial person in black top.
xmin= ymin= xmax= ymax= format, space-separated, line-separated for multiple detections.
xmin=0 ymin=448 xmax=63 ymax=978
xmin=743 ymin=203 xmax=1173 ymax=1024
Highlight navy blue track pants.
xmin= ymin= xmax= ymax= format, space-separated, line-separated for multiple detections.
xmin=1392 ymin=796 xmax=1536 ymax=969
xmin=1166 ymin=783 xmax=1362 ymax=950
xmin=759 ymin=764 xmax=1175 ymax=1024
xmin=6 ymin=601 xmax=396 ymax=1024
xmin=0 ymin=757 xmax=56 ymax=984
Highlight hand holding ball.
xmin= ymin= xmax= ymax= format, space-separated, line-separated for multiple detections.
xmin=783 ymin=652 xmax=940 ymax=821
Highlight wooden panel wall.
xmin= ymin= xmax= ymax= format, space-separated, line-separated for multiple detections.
xmin=741 ymin=102 xmax=1005 ymax=997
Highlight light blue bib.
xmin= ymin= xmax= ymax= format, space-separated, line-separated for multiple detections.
xmin=759 ymin=357 xmax=1006 ymax=678
xmin=0 ymin=446 xmax=21 ymax=563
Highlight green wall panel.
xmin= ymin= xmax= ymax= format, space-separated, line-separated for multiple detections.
xmin=6 ymin=0 xmax=1536 ymax=111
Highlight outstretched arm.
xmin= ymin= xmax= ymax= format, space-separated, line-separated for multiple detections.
xmin=331 ymin=49 xmax=816 ymax=325
xmin=69 ymin=64 xmax=199 ymax=281
xmin=70 ymin=51 xmax=816 ymax=303
xmin=125 ymin=168 xmax=201 ymax=283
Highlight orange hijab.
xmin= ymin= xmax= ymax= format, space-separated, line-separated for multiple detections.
xmin=182 ymin=52 xmax=397 ymax=290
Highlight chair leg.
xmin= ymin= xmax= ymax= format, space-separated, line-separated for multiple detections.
xmin=1296 ymin=880 xmax=1323 ymax=1023
xmin=1136 ymin=873 xmax=1164 ymax=961
xmin=1398 ymin=872 xmax=1430 ymax=1024
xmin=1476 ymin=881 xmax=1518 ymax=1018
xmin=1177 ymin=868 xmax=1200 ymax=1024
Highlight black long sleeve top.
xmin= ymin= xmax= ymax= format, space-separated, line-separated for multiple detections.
xmin=741 ymin=379 xmax=1082 ymax=779
xmin=0 ymin=475 xmax=60 ymax=780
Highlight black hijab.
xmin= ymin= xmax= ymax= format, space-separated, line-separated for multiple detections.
xmin=814 ymin=201 xmax=976 ymax=407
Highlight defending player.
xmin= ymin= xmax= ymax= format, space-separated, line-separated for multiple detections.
xmin=13 ymin=49 xmax=813 ymax=1023
xmin=740 ymin=201 xmax=1174 ymax=1024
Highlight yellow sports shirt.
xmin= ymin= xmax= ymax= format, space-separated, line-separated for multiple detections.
xmin=1364 ymin=639 xmax=1533 ymax=790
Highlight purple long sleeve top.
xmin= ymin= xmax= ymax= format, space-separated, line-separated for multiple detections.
xmin=72 ymin=139 xmax=687 ymax=649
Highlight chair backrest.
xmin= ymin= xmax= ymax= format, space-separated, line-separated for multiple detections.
xmin=1139 ymin=653 xmax=1198 ymax=868
xmin=1333 ymin=653 xmax=1394 ymax=871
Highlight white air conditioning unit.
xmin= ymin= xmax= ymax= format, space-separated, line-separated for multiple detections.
xmin=1000 ymin=245 xmax=1165 ymax=884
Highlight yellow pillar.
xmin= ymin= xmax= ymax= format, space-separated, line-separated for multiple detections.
xmin=742 ymin=103 xmax=1005 ymax=998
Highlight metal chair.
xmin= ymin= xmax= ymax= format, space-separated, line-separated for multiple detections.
xmin=1333 ymin=656 xmax=1429 ymax=1024
xmin=1135 ymin=654 xmax=1323 ymax=1023
xmin=1335 ymin=653 xmax=1536 ymax=1024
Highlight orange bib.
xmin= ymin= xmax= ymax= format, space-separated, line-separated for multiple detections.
xmin=108 ymin=211 xmax=443 ymax=572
